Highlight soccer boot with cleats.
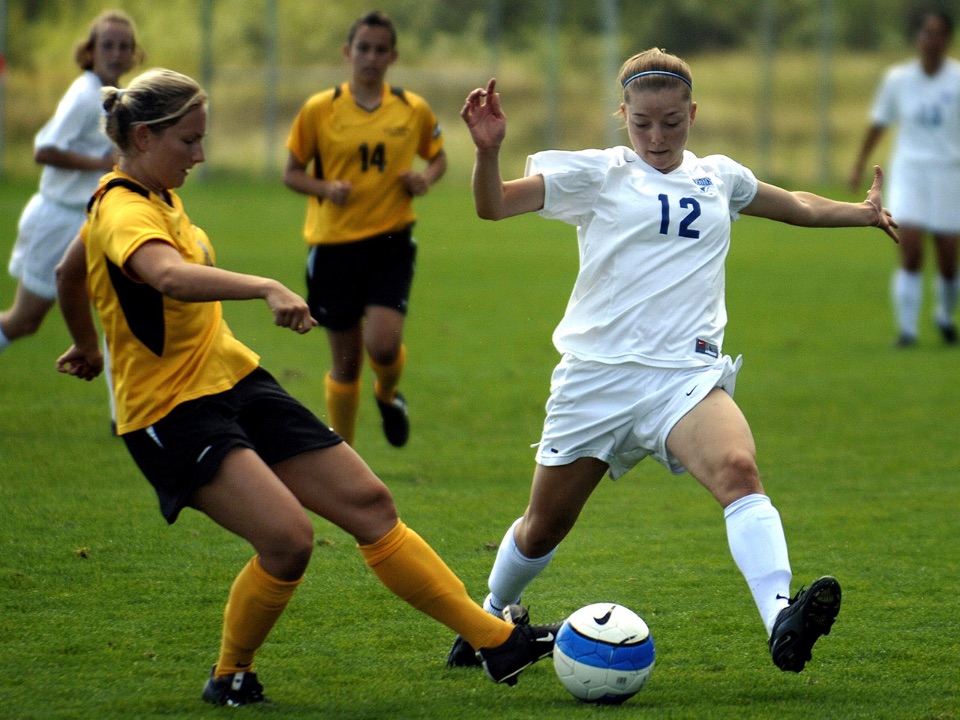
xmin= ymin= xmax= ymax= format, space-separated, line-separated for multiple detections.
xmin=894 ymin=332 xmax=918 ymax=348
xmin=447 ymin=633 xmax=483 ymax=668
xmin=769 ymin=576 xmax=842 ymax=672
xmin=938 ymin=321 xmax=958 ymax=344
xmin=479 ymin=607 xmax=561 ymax=686
xmin=376 ymin=392 xmax=410 ymax=447
xmin=446 ymin=604 xmax=531 ymax=668
xmin=201 ymin=666 xmax=268 ymax=707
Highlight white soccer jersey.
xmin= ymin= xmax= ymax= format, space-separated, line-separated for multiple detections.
xmin=528 ymin=147 xmax=757 ymax=367
xmin=34 ymin=71 xmax=114 ymax=207
xmin=870 ymin=57 xmax=960 ymax=166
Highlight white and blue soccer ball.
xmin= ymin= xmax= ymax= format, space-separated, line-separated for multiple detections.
xmin=553 ymin=602 xmax=655 ymax=705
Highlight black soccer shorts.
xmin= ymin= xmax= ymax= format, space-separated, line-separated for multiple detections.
xmin=305 ymin=226 xmax=416 ymax=331
xmin=122 ymin=367 xmax=341 ymax=523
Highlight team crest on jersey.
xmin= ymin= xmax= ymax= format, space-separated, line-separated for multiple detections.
xmin=693 ymin=177 xmax=714 ymax=192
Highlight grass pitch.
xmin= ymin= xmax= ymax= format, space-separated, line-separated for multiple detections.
xmin=1 ymin=177 xmax=957 ymax=720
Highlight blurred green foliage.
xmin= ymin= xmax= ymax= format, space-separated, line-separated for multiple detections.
xmin=3 ymin=0 xmax=957 ymax=182
xmin=8 ymin=0 xmax=960 ymax=70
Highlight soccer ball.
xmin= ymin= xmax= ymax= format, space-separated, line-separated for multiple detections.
xmin=553 ymin=602 xmax=655 ymax=705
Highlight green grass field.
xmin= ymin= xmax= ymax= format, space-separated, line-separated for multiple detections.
xmin=1 ymin=176 xmax=958 ymax=720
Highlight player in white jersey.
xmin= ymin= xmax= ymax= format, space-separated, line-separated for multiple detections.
xmin=849 ymin=10 xmax=960 ymax=346
xmin=447 ymin=48 xmax=899 ymax=675
xmin=0 ymin=10 xmax=142 ymax=357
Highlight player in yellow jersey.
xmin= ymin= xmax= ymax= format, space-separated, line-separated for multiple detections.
xmin=55 ymin=68 xmax=556 ymax=708
xmin=284 ymin=10 xmax=447 ymax=447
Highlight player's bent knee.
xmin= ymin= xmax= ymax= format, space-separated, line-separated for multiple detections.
xmin=719 ymin=450 xmax=762 ymax=495
xmin=699 ymin=448 xmax=762 ymax=506
xmin=262 ymin=515 xmax=315 ymax=574
xmin=365 ymin=486 xmax=399 ymax=527
xmin=259 ymin=541 xmax=313 ymax=581
xmin=341 ymin=481 xmax=399 ymax=543
xmin=366 ymin=344 xmax=401 ymax=368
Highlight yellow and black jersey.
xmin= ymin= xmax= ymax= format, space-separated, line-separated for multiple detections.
xmin=286 ymin=82 xmax=444 ymax=245
xmin=83 ymin=171 xmax=260 ymax=434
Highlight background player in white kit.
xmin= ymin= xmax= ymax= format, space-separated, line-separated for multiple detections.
xmin=448 ymin=48 xmax=899 ymax=675
xmin=849 ymin=10 xmax=960 ymax=347
xmin=0 ymin=10 xmax=142 ymax=356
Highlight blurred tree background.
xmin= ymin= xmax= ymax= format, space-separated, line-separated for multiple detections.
xmin=3 ymin=0 xmax=960 ymax=184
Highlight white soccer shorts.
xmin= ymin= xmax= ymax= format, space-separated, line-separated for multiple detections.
xmin=887 ymin=159 xmax=960 ymax=233
xmin=534 ymin=353 xmax=743 ymax=478
xmin=8 ymin=194 xmax=87 ymax=299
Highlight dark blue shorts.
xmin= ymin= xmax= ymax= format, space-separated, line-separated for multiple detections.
xmin=305 ymin=226 xmax=416 ymax=331
xmin=123 ymin=367 xmax=342 ymax=523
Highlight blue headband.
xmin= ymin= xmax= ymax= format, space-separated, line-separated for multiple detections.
xmin=622 ymin=70 xmax=692 ymax=90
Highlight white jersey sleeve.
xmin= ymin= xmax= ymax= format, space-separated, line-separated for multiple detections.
xmin=525 ymin=149 xmax=610 ymax=224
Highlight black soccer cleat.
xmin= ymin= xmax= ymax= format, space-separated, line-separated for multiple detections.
xmin=446 ymin=633 xmax=483 ymax=668
xmin=376 ymin=392 xmax=410 ymax=447
xmin=447 ymin=604 xmax=532 ymax=668
xmin=938 ymin=322 xmax=958 ymax=345
xmin=201 ymin=666 xmax=268 ymax=707
xmin=894 ymin=332 xmax=918 ymax=348
xmin=769 ymin=576 xmax=842 ymax=673
xmin=479 ymin=616 xmax=560 ymax=686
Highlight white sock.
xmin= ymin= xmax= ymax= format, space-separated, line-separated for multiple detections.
xmin=0 ymin=325 xmax=9 ymax=354
xmin=891 ymin=268 xmax=923 ymax=337
xmin=484 ymin=517 xmax=557 ymax=616
xmin=724 ymin=494 xmax=792 ymax=635
xmin=933 ymin=274 xmax=959 ymax=327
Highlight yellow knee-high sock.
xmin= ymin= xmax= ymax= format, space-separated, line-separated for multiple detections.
xmin=325 ymin=373 xmax=360 ymax=445
xmin=370 ymin=345 xmax=406 ymax=403
xmin=215 ymin=556 xmax=302 ymax=677
xmin=359 ymin=520 xmax=513 ymax=650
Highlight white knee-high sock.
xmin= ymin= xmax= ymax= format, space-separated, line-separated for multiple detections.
xmin=934 ymin=274 xmax=959 ymax=327
xmin=892 ymin=268 xmax=923 ymax=337
xmin=724 ymin=494 xmax=792 ymax=635
xmin=484 ymin=517 xmax=557 ymax=616
xmin=0 ymin=324 xmax=10 ymax=354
